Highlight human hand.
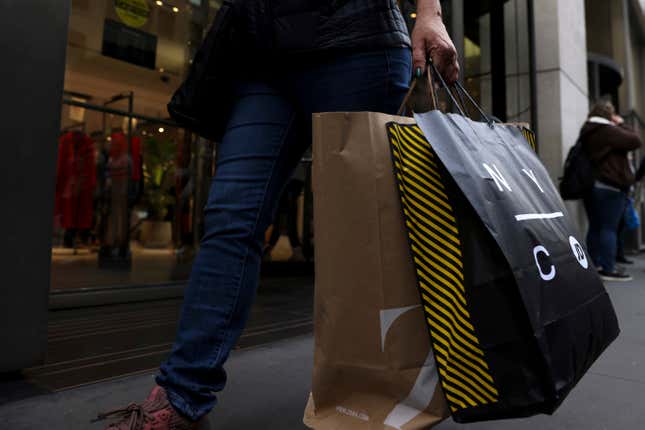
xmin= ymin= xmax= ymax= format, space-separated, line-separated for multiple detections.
xmin=412 ymin=14 xmax=459 ymax=83
xmin=611 ymin=114 xmax=624 ymax=125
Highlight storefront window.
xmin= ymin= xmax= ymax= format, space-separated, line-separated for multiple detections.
xmin=461 ymin=0 xmax=532 ymax=123
xmin=53 ymin=0 xmax=312 ymax=292
xmin=52 ymin=0 xmax=223 ymax=291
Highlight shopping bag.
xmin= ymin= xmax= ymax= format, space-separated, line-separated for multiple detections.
xmin=383 ymin=77 xmax=619 ymax=422
xmin=625 ymin=197 xmax=640 ymax=230
xmin=303 ymin=112 xmax=450 ymax=430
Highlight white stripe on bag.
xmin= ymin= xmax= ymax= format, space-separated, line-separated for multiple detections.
xmin=515 ymin=212 xmax=564 ymax=221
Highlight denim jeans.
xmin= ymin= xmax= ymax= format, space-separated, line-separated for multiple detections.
xmin=584 ymin=184 xmax=628 ymax=273
xmin=156 ymin=48 xmax=412 ymax=420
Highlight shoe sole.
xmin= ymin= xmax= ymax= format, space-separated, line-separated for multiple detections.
xmin=600 ymin=275 xmax=633 ymax=282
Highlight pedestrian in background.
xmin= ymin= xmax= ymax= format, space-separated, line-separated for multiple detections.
xmin=96 ymin=1 xmax=459 ymax=429
xmin=582 ymin=100 xmax=642 ymax=281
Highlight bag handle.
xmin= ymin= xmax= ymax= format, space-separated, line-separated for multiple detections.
xmin=398 ymin=60 xmax=495 ymax=128
xmin=427 ymin=61 xmax=495 ymax=128
xmin=454 ymin=81 xmax=495 ymax=127
xmin=397 ymin=68 xmax=438 ymax=116
xmin=397 ymin=64 xmax=467 ymax=117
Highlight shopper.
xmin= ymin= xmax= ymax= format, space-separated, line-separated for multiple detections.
xmin=582 ymin=100 xmax=642 ymax=282
xmin=96 ymin=1 xmax=459 ymax=429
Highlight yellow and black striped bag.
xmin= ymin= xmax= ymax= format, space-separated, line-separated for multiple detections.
xmin=305 ymin=85 xmax=617 ymax=428
xmin=385 ymin=106 xmax=618 ymax=422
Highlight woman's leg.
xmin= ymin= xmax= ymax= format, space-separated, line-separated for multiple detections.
xmin=616 ymin=210 xmax=628 ymax=262
xmin=584 ymin=196 xmax=600 ymax=268
xmin=158 ymin=47 xmax=412 ymax=421
xmin=591 ymin=187 xmax=627 ymax=273
xmin=156 ymin=82 xmax=308 ymax=421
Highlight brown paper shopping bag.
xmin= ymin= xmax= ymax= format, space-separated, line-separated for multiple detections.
xmin=303 ymin=112 xmax=450 ymax=430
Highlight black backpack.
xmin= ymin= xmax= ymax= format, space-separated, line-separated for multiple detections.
xmin=559 ymin=137 xmax=595 ymax=200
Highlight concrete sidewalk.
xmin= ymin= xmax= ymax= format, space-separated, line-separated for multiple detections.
xmin=0 ymin=335 xmax=314 ymax=430
xmin=1 ymin=259 xmax=644 ymax=429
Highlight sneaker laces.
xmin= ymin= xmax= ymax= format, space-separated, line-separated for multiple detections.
xmin=94 ymin=391 xmax=167 ymax=429
xmin=93 ymin=403 xmax=154 ymax=428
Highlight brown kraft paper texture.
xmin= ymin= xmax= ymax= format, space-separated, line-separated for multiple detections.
xmin=303 ymin=112 xmax=450 ymax=430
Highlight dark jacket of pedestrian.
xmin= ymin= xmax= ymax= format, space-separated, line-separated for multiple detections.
xmin=582 ymin=118 xmax=641 ymax=191
xmin=237 ymin=0 xmax=411 ymax=54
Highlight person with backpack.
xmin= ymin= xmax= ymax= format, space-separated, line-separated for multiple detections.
xmin=581 ymin=100 xmax=642 ymax=281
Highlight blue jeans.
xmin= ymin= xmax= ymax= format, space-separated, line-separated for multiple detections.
xmin=156 ymin=48 xmax=412 ymax=420
xmin=584 ymin=185 xmax=628 ymax=273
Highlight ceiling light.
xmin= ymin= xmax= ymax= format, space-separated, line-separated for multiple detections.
xmin=173 ymin=7 xmax=179 ymax=13
xmin=158 ymin=127 xmax=165 ymax=133
xmin=159 ymin=67 xmax=165 ymax=73
xmin=410 ymin=12 xmax=417 ymax=19
xmin=156 ymin=1 xmax=163 ymax=6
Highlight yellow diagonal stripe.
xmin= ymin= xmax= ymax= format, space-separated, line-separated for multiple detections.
xmin=414 ymin=258 xmax=467 ymax=306
xmin=434 ymin=346 xmax=499 ymax=398
xmin=521 ymin=128 xmax=537 ymax=151
xmin=409 ymin=227 xmax=464 ymax=269
xmin=400 ymin=199 xmax=462 ymax=249
xmin=391 ymin=132 xmax=446 ymax=191
xmin=426 ymin=312 xmax=485 ymax=359
xmin=422 ymin=291 xmax=471 ymax=327
xmin=392 ymin=149 xmax=450 ymax=200
xmin=434 ymin=344 xmax=496 ymax=386
xmin=387 ymin=122 xmax=499 ymax=413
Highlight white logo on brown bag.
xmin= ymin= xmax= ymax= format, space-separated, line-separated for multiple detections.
xmin=380 ymin=305 xmax=439 ymax=429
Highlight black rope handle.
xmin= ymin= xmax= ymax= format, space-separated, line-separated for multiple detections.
xmin=454 ymin=80 xmax=495 ymax=127
xmin=427 ymin=61 xmax=466 ymax=117
xmin=400 ymin=59 xmax=497 ymax=127
xmin=427 ymin=60 xmax=495 ymax=127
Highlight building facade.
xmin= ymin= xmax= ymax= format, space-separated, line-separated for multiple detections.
xmin=1 ymin=0 xmax=644 ymax=372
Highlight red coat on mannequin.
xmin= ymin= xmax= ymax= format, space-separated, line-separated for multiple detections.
xmin=55 ymin=131 xmax=97 ymax=230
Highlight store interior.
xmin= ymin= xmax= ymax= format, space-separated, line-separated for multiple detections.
xmin=51 ymin=0 xmax=312 ymax=292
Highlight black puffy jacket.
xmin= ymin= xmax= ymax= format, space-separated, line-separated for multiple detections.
xmin=236 ymin=0 xmax=411 ymax=54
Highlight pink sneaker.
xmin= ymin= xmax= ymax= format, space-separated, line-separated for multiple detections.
xmin=95 ymin=386 xmax=199 ymax=430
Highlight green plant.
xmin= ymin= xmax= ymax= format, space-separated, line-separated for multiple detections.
xmin=142 ymin=136 xmax=176 ymax=221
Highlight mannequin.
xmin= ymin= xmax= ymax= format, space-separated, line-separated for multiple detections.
xmin=55 ymin=130 xmax=96 ymax=247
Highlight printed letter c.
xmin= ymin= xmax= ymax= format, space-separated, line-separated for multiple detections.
xmin=533 ymin=245 xmax=556 ymax=281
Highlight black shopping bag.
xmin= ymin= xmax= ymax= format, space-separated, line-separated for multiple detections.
xmin=386 ymin=82 xmax=619 ymax=423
